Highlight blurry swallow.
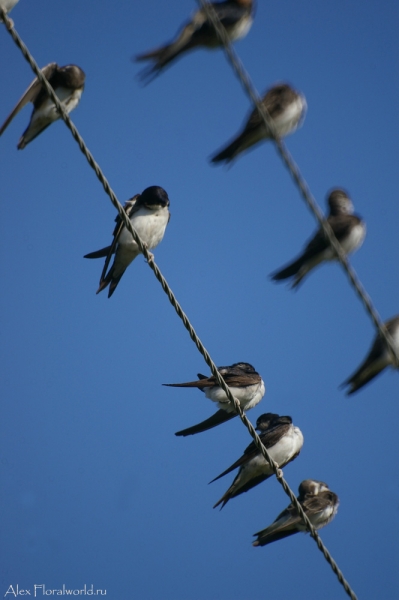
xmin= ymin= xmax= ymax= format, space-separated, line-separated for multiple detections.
xmin=342 ymin=315 xmax=399 ymax=394
xmin=210 ymin=413 xmax=303 ymax=509
xmin=0 ymin=62 xmax=85 ymax=149
xmin=135 ymin=0 xmax=254 ymax=83
xmin=84 ymin=186 xmax=170 ymax=298
xmin=210 ymin=83 xmax=306 ymax=164
xmin=270 ymin=189 xmax=366 ymax=288
xmin=0 ymin=0 xmax=19 ymax=27
xmin=164 ymin=362 xmax=265 ymax=436
xmin=253 ymin=479 xmax=339 ymax=547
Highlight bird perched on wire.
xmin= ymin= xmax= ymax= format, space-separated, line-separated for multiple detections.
xmin=164 ymin=362 xmax=265 ymax=436
xmin=270 ymin=189 xmax=366 ymax=289
xmin=135 ymin=0 xmax=255 ymax=83
xmin=210 ymin=83 xmax=306 ymax=164
xmin=84 ymin=186 xmax=170 ymax=298
xmin=0 ymin=63 xmax=85 ymax=149
xmin=341 ymin=315 xmax=399 ymax=394
xmin=252 ymin=479 xmax=339 ymax=547
xmin=0 ymin=0 xmax=19 ymax=28
xmin=210 ymin=413 xmax=303 ymax=509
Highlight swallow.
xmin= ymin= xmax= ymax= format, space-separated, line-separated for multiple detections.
xmin=0 ymin=0 xmax=19 ymax=27
xmin=135 ymin=0 xmax=255 ymax=83
xmin=84 ymin=186 xmax=170 ymax=298
xmin=0 ymin=63 xmax=85 ymax=149
xmin=164 ymin=362 xmax=265 ymax=436
xmin=253 ymin=479 xmax=339 ymax=547
xmin=210 ymin=413 xmax=303 ymax=509
xmin=341 ymin=315 xmax=399 ymax=394
xmin=210 ymin=83 xmax=306 ymax=164
xmin=270 ymin=189 xmax=366 ymax=289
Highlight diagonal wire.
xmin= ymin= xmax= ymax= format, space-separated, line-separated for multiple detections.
xmin=2 ymin=9 xmax=357 ymax=599
xmin=196 ymin=0 xmax=398 ymax=370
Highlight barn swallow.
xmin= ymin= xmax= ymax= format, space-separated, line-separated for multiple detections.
xmin=84 ymin=186 xmax=170 ymax=298
xmin=270 ymin=189 xmax=366 ymax=288
xmin=210 ymin=83 xmax=306 ymax=164
xmin=0 ymin=63 xmax=85 ymax=149
xmin=0 ymin=0 xmax=19 ymax=27
xmin=341 ymin=315 xmax=399 ymax=394
xmin=135 ymin=0 xmax=254 ymax=83
xmin=164 ymin=362 xmax=265 ymax=436
xmin=253 ymin=479 xmax=339 ymax=547
xmin=210 ymin=413 xmax=303 ymax=509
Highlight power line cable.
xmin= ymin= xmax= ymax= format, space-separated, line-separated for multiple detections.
xmin=1 ymin=9 xmax=362 ymax=599
xmin=197 ymin=0 xmax=398 ymax=369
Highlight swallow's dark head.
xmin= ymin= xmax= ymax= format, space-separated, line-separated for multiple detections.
xmin=255 ymin=413 xmax=279 ymax=431
xmin=59 ymin=64 xmax=86 ymax=88
xmin=298 ymin=479 xmax=329 ymax=498
xmin=327 ymin=189 xmax=353 ymax=216
xmin=230 ymin=362 xmax=256 ymax=373
xmin=140 ymin=186 xmax=170 ymax=209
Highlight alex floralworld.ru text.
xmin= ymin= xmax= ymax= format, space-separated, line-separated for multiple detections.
xmin=4 ymin=585 xmax=106 ymax=597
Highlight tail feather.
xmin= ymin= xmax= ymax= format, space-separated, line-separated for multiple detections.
xmin=343 ymin=360 xmax=385 ymax=395
xmin=253 ymin=528 xmax=297 ymax=547
xmin=270 ymin=257 xmax=304 ymax=281
xmin=175 ymin=409 xmax=236 ymax=437
xmin=84 ymin=245 xmax=112 ymax=259
xmin=136 ymin=35 xmax=197 ymax=83
xmin=213 ymin=474 xmax=271 ymax=509
xmin=95 ymin=266 xmax=124 ymax=298
xmin=210 ymin=133 xmax=248 ymax=164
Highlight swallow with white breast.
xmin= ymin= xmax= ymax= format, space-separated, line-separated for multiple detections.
xmin=270 ymin=189 xmax=366 ymax=289
xmin=253 ymin=479 xmax=339 ymax=547
xmin=210 ymin=413 xmax=303 ymax=509
xmin=84 ymin=186 xmax=170 ymax=298
xmin=135 ymin=0 xmax=254 ymax=83
xmin=164 ymin=362 xmax=265 ymax=436
xmin=210 ymin=83 xmax=306 ymax=164
xmin=0 ymin=63 xmax=85 ymax=149
xmin=341 ymin=315 xmax=399 ymax=394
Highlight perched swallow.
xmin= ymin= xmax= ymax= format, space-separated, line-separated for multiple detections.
xmin=210 ymin=83 xmax=306 ymax=164
xmin=135 ymin=0 xmax=254 ymax=83
xmin=84 ymin=186 xmax=170 ymax=298
xmin=270 ymin=189 xmax=366 ymax=289
xmin=210 ymin=413 xmax=303 ymax=509
xmin=0 ymin=63 xmax=85 ymax=149
xmin=164 ymin=362 xmax=265 ymax=436
xmin=341 ymin=315 xmax=399 ymax=394
xmin=253 ymin=479 xmax=339 ymax=547
xmin=0 ymin=0 xmax=19 ymax=27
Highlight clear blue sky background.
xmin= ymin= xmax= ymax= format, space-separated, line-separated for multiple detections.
xmin=1 ymin=1 xmax=398 ymax=599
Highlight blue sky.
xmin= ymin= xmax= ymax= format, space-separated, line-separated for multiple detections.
xmin=1 ymin=1 xmax=398 ymax=599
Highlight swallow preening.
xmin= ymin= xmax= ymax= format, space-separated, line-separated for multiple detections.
xmin=84 ymin=186 xmax=170 ymax=298
xmin=164 ymin=362 xmax=265 ymax=436
xmin=210 ymin=413 xmax=303 ymax=509
xmin=210 ymin=83 xmax=306 ymax=164
xmin=135 ymin=0 xmax=254 ymax=83
xmin=0 ymin=63 xmax=85 ymax=149
xmin=270 ymin=189 xmax=366 ymax=288
xmin=252 ymin=479 xmax=339 ymax=547
xmin=341 ymin=315 xmax=399 ymax=394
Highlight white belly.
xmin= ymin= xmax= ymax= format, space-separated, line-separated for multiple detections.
xmin=205 ymin=379 xmax=265 ymax=412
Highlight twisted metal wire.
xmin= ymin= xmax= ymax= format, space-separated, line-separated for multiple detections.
xmin=1 ymin=9 xmax=358 ymax=599
xmin=197 ymin=0 xmax=398 ymax=370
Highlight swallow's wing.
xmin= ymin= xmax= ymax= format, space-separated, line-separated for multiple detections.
xmin=209 ymin=421 xmax=291 ymax=483
xmin=0 ymin=63 xmax=57 ymax=136
xmin=99 ymin=195 xmax=140 ymax=283
xmin=301 ymin=215 xmax=358 ymax=259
